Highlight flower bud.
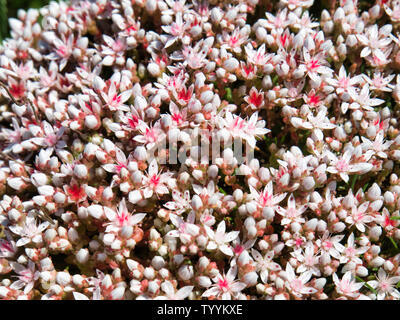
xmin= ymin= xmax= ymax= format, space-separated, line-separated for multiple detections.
xmin=76 ymin=248 xmax=89 ymax=264
xmin=178 ymin=265 xmax=194 ymax=281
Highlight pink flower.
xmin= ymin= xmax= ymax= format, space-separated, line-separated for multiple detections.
xmin=284 ymin=263 xmax=317 ymax=298
xmin=205 ymin=220 xmax=240 ymax=256
xmin=333 ymin=271 xmax=363 ymax=299
xmin=9 ymin=260 xmax=40 ymax=294
xmin=100 ymin=81 xmax=131 ymax=112
xmin=276 ymin=194 xmax=307 ymax=225
xmin=104 ymin=198 xmax=146 ymax=233
xmin=202 ymin=265 xmax=246 ymax=300
xmin=367 ymin=268 xmax=400 ymax=300
xmin=142 ymin=159 xmax=173 ymax=198
xmin=249 ymin=181 xmax=287 ymax=210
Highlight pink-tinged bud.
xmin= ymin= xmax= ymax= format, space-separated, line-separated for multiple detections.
xmin=258 ymin=167 xmax=270 ymax=182
xmin=243 ymin=272 xmax=258 ymax=286
xmin=370 ymin=257 xmax=385 ymax=268
xmin=333 ymin=7 xmax=345 ymax=22
xmin=233 ymin=189 xmax=243 ymax=202
xmin=247 ymin=226 xmax=257 ymax=238
xmin=191 ymin=195 xmax=203 ymax=211
xmin=356 ymin=266 xmax=368 ymax=277
xmin=87 ymin=205 xmax=104 ymax=219
xmin=44 ymin=229 xmax=57 ymax=242
xmin=244 ymin=216 xmax=255 ymax=229
xmin=384 ymin=260 xmax=394 ymax=271
xmin=103 ymin=233 xmax=115 ymax=246
xmin=102 ymin=187 xmax=114 ymax=201
xmin=85 ymin=186 xmax=98 ymax=200
xmin=56 ymin=150 xmax=73 ymax=163
xmin=68 ymin=228 xmax=79 ymax=243
xmin=291 ymin=222 xmax=301 ymax=233
xmin=371 ymin=245 xmax=381 ymax=255
xmin=369 ymin=226 xmax=382 ymax=241
xmin=237 ymin=251 xmax=251 ymax=266
xmin=246 ymin=202 xmax=257 ymax=215
xmin=207 ymin=165 xmax=219 ymax=179
xmin=143 ymin=267 xmax=155 ymax=280
xmin=50 ymin=284 xmax=63 ymax=295
xmin=332 ymin=222 xmax=346 ymax=233
xmin=151 ymin=256 xmax=165 ymax=270
xmin=302 ymin=177 xmax=315 ymax=191
xmin=148 ymin=280 xmax=159 ymax=295
xmin=147 ymin=63 xmax=160 ymax=77
xmin=262 ymin=207 xmax=275 ymax=220
xmin=83 ymin=143 xmax=99 ymax=160
xmin=8 ymin=177 xmax=27 ymax=191
xmin=76 ymin=248 xmax=89 ymax=264
xmin=210 ymin=7 xmax=222 ymax=23
xmin=314 ymin=278 xmax=326 ymax=290
xmin=131 ymin=171 xmax=143 ymax=184
xmin=367 ymin=183 xmax=381 ymax=201
xmin=128 ymin=190 xmax=142 ymax=204
xmin=197 ymin=276 xmax=211 ymax=288
xmin=56 ymin=271 xmax=71 ymax=286
xmin=31 ymin=173 xmax=48 ymax=187
xmin=146 ymin=0 xmax=157 ymax=13
xmin=196 ymin=235 xmax=208 ymax=247
xmin=93 ymin=76 xmax=106 ymax=91
xmin=320 ymin=253 xmax=331 ymax=265
xmin=223 ymin=58 xmax=239 ymax=73
xmin=85 ymin=115 xmax=100 ymax=129
xmin=127 ymin=259 xmax=139 ymax=272
xmin=178 ymin=265 xmax=194 ymax=281
xmin=111 ymin=287 xmax=125 ymax=300
xmin=279 ymin=173 xmax=290 ymax=187
xmin=9 ymin=161 xmax=25 ymax=176
xmin=72 ymin=275 xmax=85 ymax=287
xmin=384 ymin=191 xmax=395 ymax=204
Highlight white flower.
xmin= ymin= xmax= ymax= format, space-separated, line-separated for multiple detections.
xmin=205 ymin=220 xmax=239 ymax=256
xmin=202 ymin=265 xmax=246 ymax=300
xmin=9 ymin=260 xmax=40 ymax=294
xmin=284 ymin=263 xmax=317 ymax=298
xmin=155 ymin=281 xmax=193 ymax=300
xmin=251 ymin=249 xmax=281 ymax=283
xmin=367 ymin=268 xmax=400 ymax=300
xmin=333 ymin=271 xmax=363 ymax=298
xmin=9 ymin=216 xmax=50 ymax=247
xmin=104 ymin=198 xmax=146 ymax=233
xmin=276 ymin=194 xmax=307 ymax=225
xmin=142 ymin=159 xmax=174 ymax=198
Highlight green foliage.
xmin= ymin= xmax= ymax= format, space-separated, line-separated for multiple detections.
xmin=0 ymin=0 xmax=7 ymax=42
xmin=1 ymin=0 xmax=50 ymax=41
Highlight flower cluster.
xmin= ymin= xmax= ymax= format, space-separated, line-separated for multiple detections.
xmin=0 ymin=0 xmax=400 ymax=300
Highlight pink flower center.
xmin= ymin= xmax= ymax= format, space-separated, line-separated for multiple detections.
xmin=287 ymin=208 xmax=298 ymax=218
xmin=323 ymin=241 xmax=333 ymax=250
xmin=19 ymin=269 xmax=33 ymax=283
xmin=217 ymin=278 xmax=230 ymax=291
xmin=291 ymin=279 xmax=303 ymax=292
xmin=172 ymin=113 xmax=183 ymax=124
xmin=259 ymin=191 xmax=272 ymax=207
xmin=248 ymin=91 xmax=263 ymax=107
xmin=336 ymin=159 xmax=349 ymax=172
xmin=150 ymin=174 xmax=160 ymax=187
xmin=117 ymin=211 xmax=129 ymax=227
xmin=116 ymin=162 xmax=127 ymax=173
xmin=234 ymin=244 xmax=244 ymax=255
xmin=67 ymin=184 xmax=85 ymax=202
xmin=308 ymin=59 xmax=320 ymax=71
xmin=295 ymin=238 xmax=303 ymax=247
